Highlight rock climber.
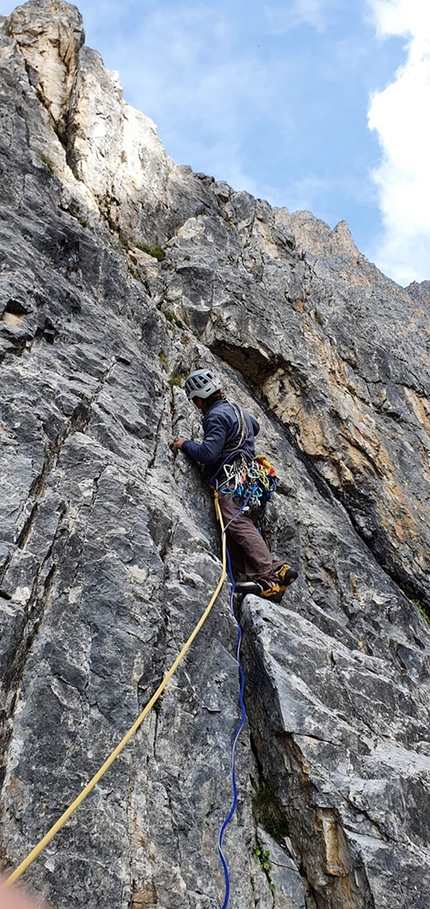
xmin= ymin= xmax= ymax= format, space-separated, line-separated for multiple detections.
xmin=172 ymin=367 xmax=297 ymax=603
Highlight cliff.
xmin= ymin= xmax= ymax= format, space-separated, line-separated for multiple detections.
xmin=1 ymin=3 xmax=430 ymax=908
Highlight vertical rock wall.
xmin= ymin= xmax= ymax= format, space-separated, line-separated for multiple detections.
xmin=1 ymin=3 xmax=430 ymax=908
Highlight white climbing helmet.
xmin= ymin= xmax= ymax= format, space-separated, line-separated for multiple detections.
xmin=184 ymin=368 xmax=223 ymax=400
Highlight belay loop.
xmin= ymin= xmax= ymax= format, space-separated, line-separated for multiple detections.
xmin=219 ymin=454 xmax=277 ymax=513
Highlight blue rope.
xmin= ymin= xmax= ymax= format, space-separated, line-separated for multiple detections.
xmin=217 ymin=545 xmax=247 ymax=909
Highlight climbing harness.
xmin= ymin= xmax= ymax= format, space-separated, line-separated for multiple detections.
xmin=5 ymin=493 xmax=228 ymax=888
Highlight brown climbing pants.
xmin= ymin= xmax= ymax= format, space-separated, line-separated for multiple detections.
xmin=217 ymin=490 xmax=284 ymax=582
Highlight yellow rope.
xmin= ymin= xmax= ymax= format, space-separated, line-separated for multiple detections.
xmin=6 ymin=493 xmax=226 ymax=885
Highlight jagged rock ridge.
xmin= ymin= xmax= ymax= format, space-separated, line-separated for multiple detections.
xmin=1 ymin=3 xmax=430 ymax=909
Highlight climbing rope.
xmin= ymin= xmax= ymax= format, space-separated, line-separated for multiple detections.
xmin=217 ymin=547 xmax=247 ymax=909
xmin=5 ymin=492 xmax=227 ymax=887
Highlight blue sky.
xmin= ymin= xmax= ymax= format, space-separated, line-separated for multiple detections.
xmin=1 ymin=0 xmax=429 ymax=286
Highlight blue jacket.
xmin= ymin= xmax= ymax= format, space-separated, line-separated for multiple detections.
xmin=182 ymin=398 xmax=260 ymax=483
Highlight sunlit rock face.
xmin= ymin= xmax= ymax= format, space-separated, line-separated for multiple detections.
xmin=1 ymin=3 xmax=429 ymax=909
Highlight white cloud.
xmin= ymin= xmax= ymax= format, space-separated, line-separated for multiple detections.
xmin=264 ymin=0 xmax=337 ymax=33
xmin=367 ymin=0 xmax=430 ymax=284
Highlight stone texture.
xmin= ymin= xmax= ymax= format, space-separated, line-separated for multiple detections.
xmin=242 ymin=596 xmax=430 ymax=909
xmin=1 ymin=3 xmax=430 ymax=909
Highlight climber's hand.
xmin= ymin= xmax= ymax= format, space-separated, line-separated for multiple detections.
xmin=171 ymin=437 xmax=186 ymax=453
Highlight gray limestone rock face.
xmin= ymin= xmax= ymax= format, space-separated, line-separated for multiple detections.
xmin=1 ymin=3 xmax=430 ymax=909
xmin=159 ymin=198 xmax=430 ymax=615
xmin=241 ymin=596 xmax=430 ymax=909
xmin=4 ymin=0 xmax=215 ymax=247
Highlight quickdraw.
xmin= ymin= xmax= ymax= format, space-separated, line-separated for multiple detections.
xmin=219 ymin=454 xmax=277 ymax=511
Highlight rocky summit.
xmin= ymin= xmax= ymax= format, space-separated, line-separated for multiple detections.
xmin=1 ymin=2 xmax=430 ymax=908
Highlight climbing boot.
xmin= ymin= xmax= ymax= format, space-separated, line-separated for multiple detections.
xmin=255 ymin=579 xmax=286 ymax=604
xmin=234 ymin=580 xmax=264 ymax=598
xmin=235 ymin=578 xmax=286 ymax=604
xmin=274 ymin=563 xmax=298 ymax=586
